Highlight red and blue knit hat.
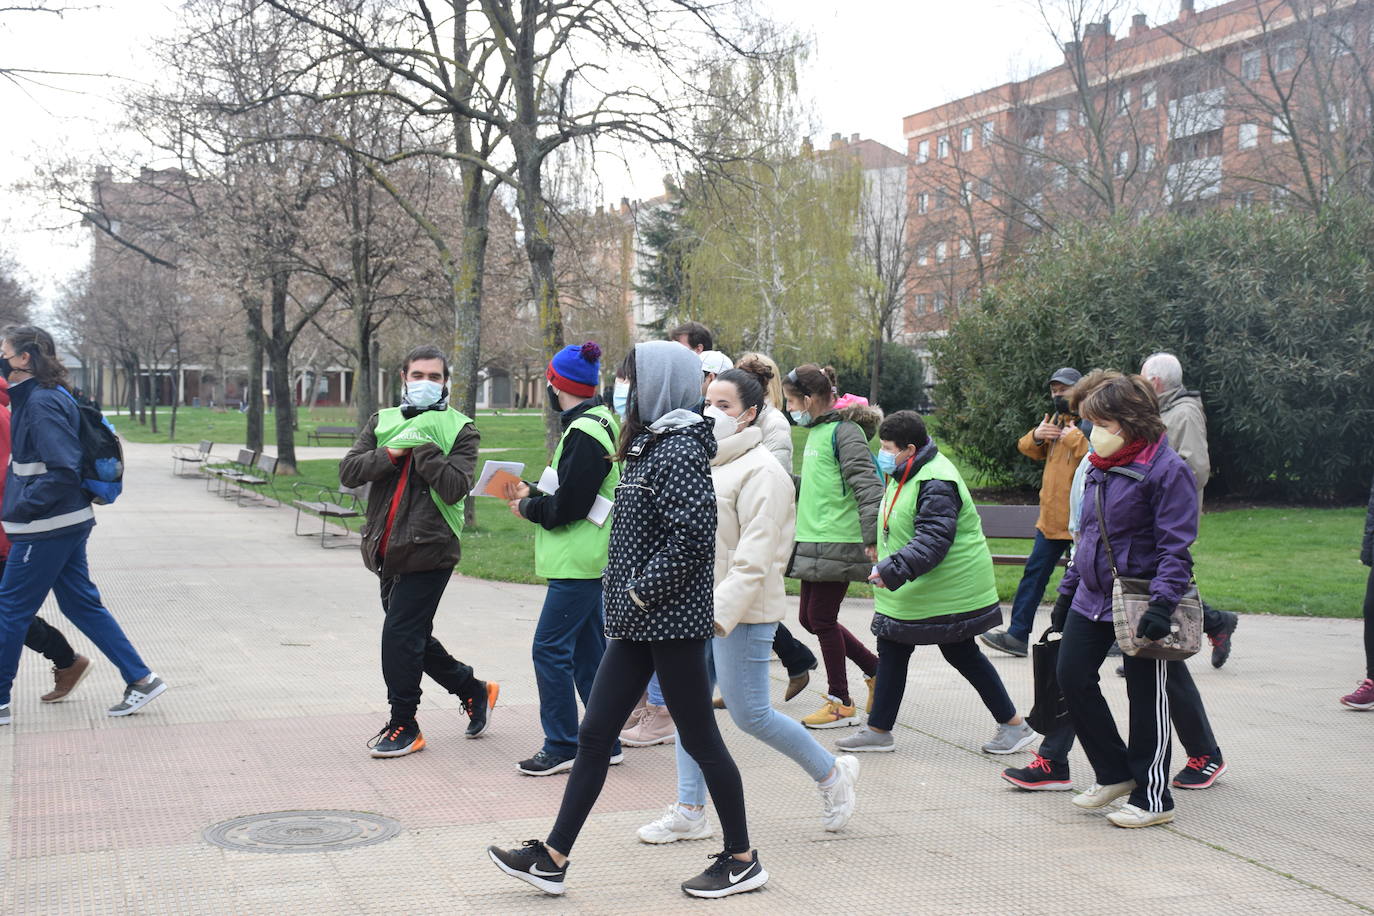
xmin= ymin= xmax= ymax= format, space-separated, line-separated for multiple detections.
xmin=546 ymin=341 xmax=602 ymax=398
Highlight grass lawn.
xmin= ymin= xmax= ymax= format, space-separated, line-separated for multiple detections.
xmin=216 ymin=411 xmax=1365 ymax=619
xmin=110 ymin=405 xmax=361 ymax=445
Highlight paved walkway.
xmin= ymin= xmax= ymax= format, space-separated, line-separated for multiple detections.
xmin=0 ymin=442 xmax=1370 ymax=915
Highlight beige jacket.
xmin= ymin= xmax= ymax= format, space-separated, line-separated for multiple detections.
xmin=709 ymin=425 xmax=797 ymax=636
xmin=1018 ymin=416 xmax=1089 ymax=541
xmin=754 ymin=403 xmax=794 ymax=473
xmin=1157 ymin=386 xmax=1210 ymax=500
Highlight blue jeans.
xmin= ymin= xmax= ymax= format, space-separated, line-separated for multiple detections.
xmin=647 ymin=671 xmax=664 ymax=706
xmin=676 ymin=622 xmax=835 ymax=806
xmin=1008 ymin=531 xmax=1072 ymax=642
xmin=0 ymin=527 xmax=151 ymax=705
xmin=534 ymin=578 xmax=609 ymax=758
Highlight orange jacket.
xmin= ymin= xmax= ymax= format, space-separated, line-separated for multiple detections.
xmin=1017 ymin=415 xmax=1089 ymax=540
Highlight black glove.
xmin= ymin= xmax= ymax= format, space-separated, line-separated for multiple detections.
xmin=1050 ymin=594 xmax=1072 ymax=633
xmin=1135 ymin=601 xmax=1174 ymax=642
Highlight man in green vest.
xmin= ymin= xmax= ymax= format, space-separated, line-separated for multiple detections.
xmin=341 ymin=345 xmax=499 ymax=759
xmin=505 ymin=342 xmax=623 ymax=776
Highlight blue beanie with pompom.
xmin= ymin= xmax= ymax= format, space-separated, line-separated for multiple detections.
xmin=546 ymin=341 xmax=602 ymax=398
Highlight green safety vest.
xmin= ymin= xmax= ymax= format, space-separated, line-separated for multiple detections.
xmin=373 ymin=406 xmax=473 ymax=540
xmin=535 ymin=404 xmax=621 ymax=580
xmin=874 ymin=451 xmax=999 ymax=620
xmin=795 ymin=421 xmax=863 ymax=544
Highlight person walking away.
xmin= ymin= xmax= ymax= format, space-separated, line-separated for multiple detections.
xmin=505 ymin=342 xmax=623 ymax=776
xmin=836 ymin=411 xmax=1036 ymax=755
xmin=1140 ymin=352 xmax=1239 ymax=667
xmin=1340 ymin=469 xmax=1374 ymax=709
xmin=340 ymin=345 xmax=498 ymax=758
xmin=1053 ymin=373 xmax=1203 ymax=828
xmin=982 ymin=367 xmax=1088 ymax=657
xmin=0 ymin=326 xmax=165 ymax=727
xmin=488 ymin=341 xmax=767 ymax=899
xmin=784 ymin=364 xmax=883 ymax=728
xmin=639 ymin=368 xmax=859 ymax=846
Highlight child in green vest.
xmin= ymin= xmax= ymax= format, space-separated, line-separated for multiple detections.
xmin=836 ymin=411 xmax=1036 ymax=756
xmin=505 ymin=342 xmax=624 ymax=776
xmin=340 ymin=345 xmax=499 ymax=758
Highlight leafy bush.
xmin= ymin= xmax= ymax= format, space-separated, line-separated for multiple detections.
xmin=823 ymin=343 xmax=928 ymax=414
xmin=931 ymin=207 xmax=1374 ymax=501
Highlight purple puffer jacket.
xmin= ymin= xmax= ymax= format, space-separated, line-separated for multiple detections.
xmin=1058 ymin=435 xmax=1199 ymax=622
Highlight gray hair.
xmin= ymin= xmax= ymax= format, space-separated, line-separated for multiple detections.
xmin=1141 ymin=352 xmax=1183 ymax=390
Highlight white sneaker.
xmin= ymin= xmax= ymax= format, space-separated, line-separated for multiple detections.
xmin=108 ymin=674 xmax=168 ymax=717
xmin=637 ymin=803 xmax=713 ymax=844
xmin=1107 ymin=803 xmax=1175 ymax=828
xmin=0 ymin=704 xmax=10 ymax=726
xmin=818 ymin=755 xmax=860 ymax=832
xmin=1072 ymin=779 xmax=1136 ymax=809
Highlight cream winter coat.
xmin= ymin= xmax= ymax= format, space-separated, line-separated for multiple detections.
xmin=709 ymin=425 xmax=796 ymax=637
xmin=754 ymin=403 xmax=794 ymax=473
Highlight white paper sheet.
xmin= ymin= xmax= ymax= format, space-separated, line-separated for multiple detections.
xmin=535 ymin=465 xmax=612 ymax=526
xmin=470 ymin=460 xmax=525 ymax=497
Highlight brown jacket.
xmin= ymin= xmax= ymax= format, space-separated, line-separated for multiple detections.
xmin=339 ymin=410 xmax=480 ymax=578
xmin=1017 ymin=415 xmax=1089 ymax=540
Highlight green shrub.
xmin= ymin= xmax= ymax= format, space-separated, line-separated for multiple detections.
xmin=822 ymin=343 xmax=928 ymax=414
xmin=931 ymin=207 xmax=1374 ymax=501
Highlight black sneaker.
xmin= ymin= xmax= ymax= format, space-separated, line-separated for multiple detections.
xmin=1209 ymin=612 xmax=1239 ymax=668
xmin=1173 ymin=750 xmax=1227 ymax=788
xmin=462 ymin=680 xmax=499 ymax=738
xmin=518 ymin=750 xmax=575 ymax=776
xmin=979 ymin=629 xmax=1028 ymax=657
xmin=1001 ymin=752 xmax=1073 ymax=790
xmin=368 ymin=720 xmax=425 ymax=758
xmin=488 ymin=839 xmax=566 ymax=895
xmin=680 ymin=850 xmax=768 ymax=899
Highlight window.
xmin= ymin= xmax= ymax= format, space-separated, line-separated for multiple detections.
xmin=1142 ymin=82 xmax=1157 ymax=110
xmin=1241 ymin=49 xmax=1261 ymax=82
xmin=914 ymin=294 xmax=928 ymax=315
xmin=933 ymin=291 xmax=947 ymax=314
xmin=1275 ymin=41 xmax=1296 ymax=72
xmin=1079 ymin=108 xmax=1089 ymax=127
xmin=1239 ymin=122 xmax=1258 ymax=149
xmin=961 ymin=126 xmax=974 ymax=152
xmin=1025 ymin=134 xmax=1044 ymax=152
xmin=977 ymin=177 xmax=992 ymax=200
xmin=934 ymin=189 xmax=948 ymax=211
xmin=1272 ymin=115 xmax=1290 ymax=143
xmin=935 ymin=241 xmax=948 ymax=264
xmin=1117 ymin=87 xmax=1132 ymax=112
xmin=916 ymin=192 xmax=929 ymax=215
xmin=1115 ymin=150 xmax=1130 ymax=176
xmin=1234 ymin=191 xmax=1256 ymax=210
xmin=959 ymin=238 xmax=971 ymax=259
xmin=960 ymin=179 xmax=973 ymax=205
xmin=1272 ymin=186 xmax=1291 ymax=208
xmin=1329 ymin=99 xmax=1350 ymax=130
xmin=1332 ymin=22 xmax=1354 ymax=56
xmin=1142 ymin=144 xmax=1156 ymax=168
xmin=981 ymin=121 xmax=995 ymax=145
xmin=938 ymin=135 xmax=950 ymax=158
xmin=1055 ymin=109 xmax=1070 ymax=132
xmin=916 ymin=245 xmax=929 ymax=266
xmin=978 ymin=231 xmax=992 ymax=255
xmin=916 ymin=140 xmax=930 ymax=164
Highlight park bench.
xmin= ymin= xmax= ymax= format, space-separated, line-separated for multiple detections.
xmin=204 ymin=448 xmax=258 ymax=496
xmin=307 ymin=425 xmax=359 ymax=446
xmin=292 ymin=482 xmax=370 ymax=548
xmin=230 ymin=453 xmax=281 ymax=507
xmin=171 ymin=440 xmax=214 ymax=477
xmin=976 ymin=504 xmax=1068 ymax=567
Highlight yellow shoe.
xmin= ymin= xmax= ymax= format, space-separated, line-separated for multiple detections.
xmin=802 ymin=696 xmax=860 ymax=730
xmin=864 ymin=676 xmax=876 ymax=714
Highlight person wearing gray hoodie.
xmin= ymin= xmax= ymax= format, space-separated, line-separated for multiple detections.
xmin=488 ymin=341 xmax=767 ymax=900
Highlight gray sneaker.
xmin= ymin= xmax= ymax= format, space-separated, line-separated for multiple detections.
xmin=982 ymin=721 xmax=1037 ymax=755
xmin=108 ymin=675 xmax=168 ymax=717
xmin=835 ymin=727 xmax=895 ymax=753
xmin=979 ymin=629 xmax=1028 ymax=657
xmin=0 ymin=703 xmax=10 ymax=726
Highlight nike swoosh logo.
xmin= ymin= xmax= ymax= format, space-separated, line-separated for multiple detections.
xmin=728 ymin=866 xmax=753 ymax=884
xmin=529 ymin=865 xmax=562 ymax=878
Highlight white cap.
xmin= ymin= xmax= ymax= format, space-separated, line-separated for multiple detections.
xmin=699 ymin=350 xmax=733 ymax=376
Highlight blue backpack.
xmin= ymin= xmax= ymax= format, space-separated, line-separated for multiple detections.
xmin=62 ymin=388 xmax=123 ymax=505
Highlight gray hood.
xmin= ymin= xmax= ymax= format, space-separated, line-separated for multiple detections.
xmin=635 ymin=340 xmax=703 ymax=425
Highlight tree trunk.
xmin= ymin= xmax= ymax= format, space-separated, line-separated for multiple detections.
xmin=169 ymin=358 xmax=183 ymax=439
xmin=515 ymin=161 xmax=564 ymax=450
xmin=267 ymin=271 xmax=299 ymax=475
xmin=453 ymin=166 xmax=491 ymax=529
xmin=354 ymin=303 xmax=376 ymax=427
xmin=246 ymin=328 xmax=265 ymax=453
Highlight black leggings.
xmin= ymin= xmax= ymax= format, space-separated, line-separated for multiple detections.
xmin=547 ymin=637 xmax=749 ymax=856
xmin=1364 ymin=566 xmax=1374 ymax=679
xmin=867 ymin=635 xmax=1016 ymax=731
xmin=25 ymin=615 xmax=77 ymax=669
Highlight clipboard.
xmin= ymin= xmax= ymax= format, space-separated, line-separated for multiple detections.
xmin=535 ymin=465 xmax=613 ymax=527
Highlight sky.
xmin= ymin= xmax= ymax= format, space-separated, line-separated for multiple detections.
xmin=0 ymin=0 xmax=1186 ymax=312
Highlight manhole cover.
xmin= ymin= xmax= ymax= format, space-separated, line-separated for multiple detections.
xmin=203 ymin=810 xmax=402 ymax=854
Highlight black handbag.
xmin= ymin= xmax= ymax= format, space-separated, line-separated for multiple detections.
xmin=1026 ymin=626 xmax=1069 ymax=736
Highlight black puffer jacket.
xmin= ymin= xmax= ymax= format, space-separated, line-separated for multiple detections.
xmin=604 ymin=418 xmax=718 ymax=641
xmin=1363 ymin=470 xmax=1374 ymax=568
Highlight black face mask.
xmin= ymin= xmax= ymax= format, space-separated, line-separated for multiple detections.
xmin=546 ymin=384 xmax=561 ymax=413
xmin=1052 ymin=395 xmax=1071 ymax=415
xmin=0 ymin=357 xmax=11 ymax=381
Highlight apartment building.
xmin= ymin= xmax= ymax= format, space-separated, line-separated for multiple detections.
xmin=901 ymin=0 xmax=1373 ymax=337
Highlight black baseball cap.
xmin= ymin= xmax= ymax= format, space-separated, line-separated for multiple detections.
xmin=1048 ymin=367 xmax=1081 ymax=386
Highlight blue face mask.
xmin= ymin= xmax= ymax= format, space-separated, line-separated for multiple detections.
xmin=405 ymin=380 xmax=445 ymax=408
xmin=789 ymin=410 xmax=812 ymax=427
xmin=876 ymin=450 xmax=899 ymax=477
xmin=612 ymin=380 xmax=630 ymax=419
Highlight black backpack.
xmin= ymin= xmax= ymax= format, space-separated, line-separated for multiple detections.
xmin=62 ymin=388 xmax=124 ymax=505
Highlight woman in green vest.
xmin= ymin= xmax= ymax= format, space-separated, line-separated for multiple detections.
xmin=835 ymin=410 xmax=1036 ymax=756
xmin=783 ymin=364 xmax=883 ymax=729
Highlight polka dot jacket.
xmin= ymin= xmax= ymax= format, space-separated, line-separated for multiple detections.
xmin=603 ymin=418 xmax=718 ymax=641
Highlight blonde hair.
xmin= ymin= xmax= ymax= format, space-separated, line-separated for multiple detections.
xmin=736 ymin=351 xmax=784 ymax=410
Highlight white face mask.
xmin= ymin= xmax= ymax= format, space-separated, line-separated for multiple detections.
xmin=405 ymin=380 xmax=445 ymax=408
xmin=702 ymin=405 xmax=741 ymax=441
xmin=1089 ymin=425 xmax=1125 ymax=457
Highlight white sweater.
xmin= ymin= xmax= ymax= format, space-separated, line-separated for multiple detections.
xmin=754 ymin=404 xmax=794 ymax=474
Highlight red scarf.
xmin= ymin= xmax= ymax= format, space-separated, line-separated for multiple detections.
xmin=1088 ymin=436 xmax=1150 ymax=470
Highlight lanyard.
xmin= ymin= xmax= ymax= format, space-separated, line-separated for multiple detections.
xmin=881 ymin=456 xmax=916 ymax=538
